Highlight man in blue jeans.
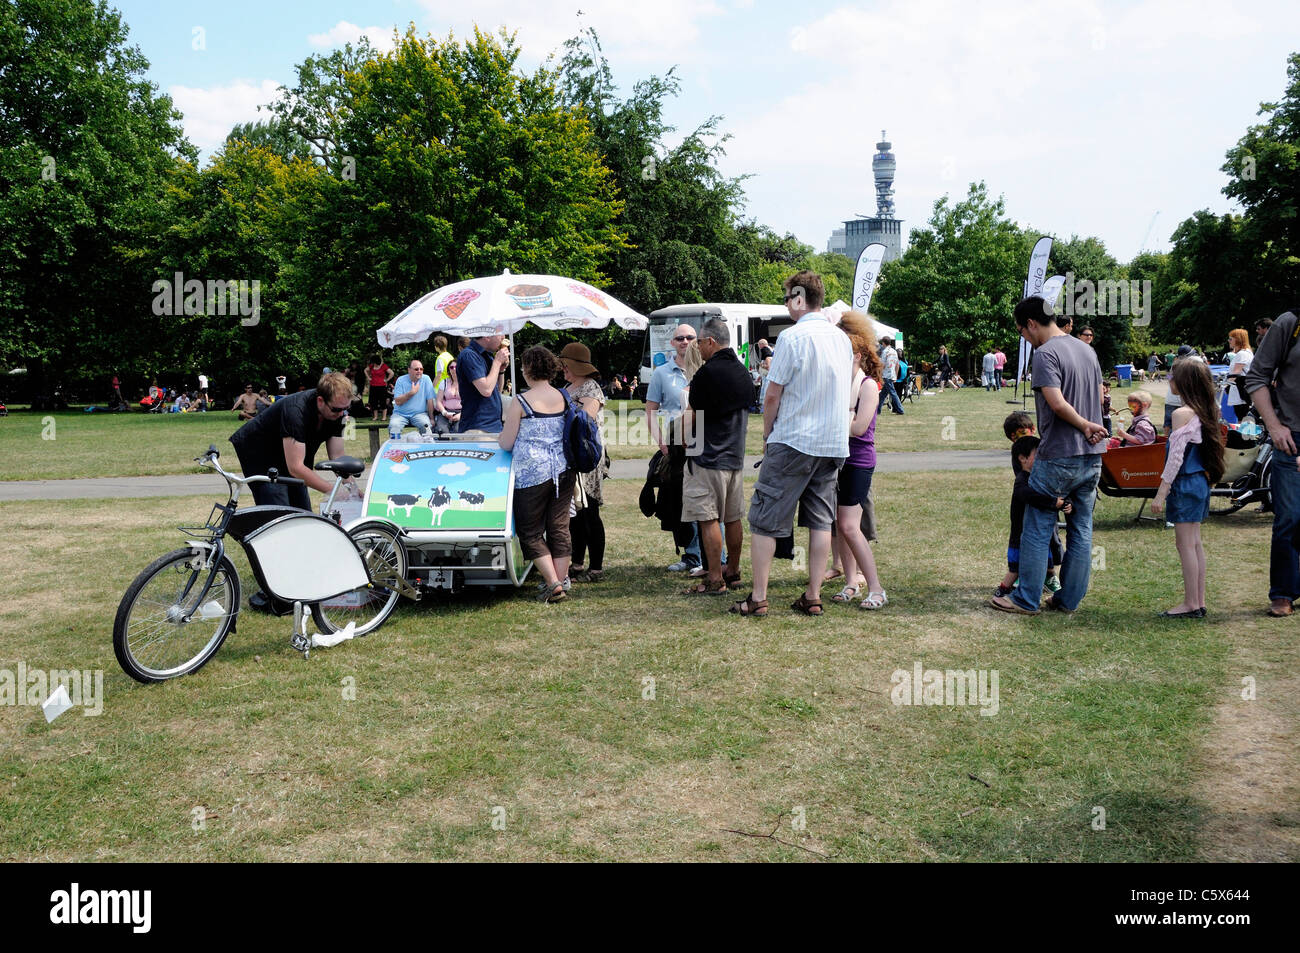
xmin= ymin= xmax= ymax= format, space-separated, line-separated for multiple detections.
xmin=990 ymin=297 xmax=1108 ymax=615
xmin=1241 ymin=308 xmax=1300 ymax=616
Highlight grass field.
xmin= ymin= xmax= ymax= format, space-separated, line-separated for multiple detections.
xmin=0 ymin=386 xmax=1083 ymax=480
xmin=2 ymin=467 xmax=1296 ymax=861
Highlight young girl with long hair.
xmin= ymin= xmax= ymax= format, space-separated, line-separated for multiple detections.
xmin=831 ymin=311 xmax=888 ymax=609
xmin=1152 ymin=359 xmax=1226 ymax=617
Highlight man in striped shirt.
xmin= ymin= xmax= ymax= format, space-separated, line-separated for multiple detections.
xmin=733 ymin=270 xmax=853 ymax=617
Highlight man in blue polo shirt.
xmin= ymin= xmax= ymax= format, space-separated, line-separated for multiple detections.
xmin=389 ymin=358 xmax=436 ymax=438
xmin=456 ymin=333 xmax=510 ymax=433
xmin=647 ymin=323 xmax=702 ymax=572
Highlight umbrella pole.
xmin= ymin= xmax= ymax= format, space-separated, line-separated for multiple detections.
xmin=509 ymin=330 xmax=517 ymax=397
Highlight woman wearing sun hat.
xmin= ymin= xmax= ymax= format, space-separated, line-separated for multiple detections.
xmin=559 ymin=342 xmax=609 ymax=582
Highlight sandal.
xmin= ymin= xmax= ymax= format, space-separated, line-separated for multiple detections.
xmin=860 ymin=590 xmax=888 ymax=610
xmin=723 ymin=571 xmax=743 ymax=587
xmin=729 ymin=591 xmax=768 ymax=617
xmin=831 ymin=584 xmax=863 ymax=603
xmin=536 ymin=580 xmax=567 ymax=604
xmin=791 ymin=592 xmax=823 ymax=616
xmin=585 ymin=569 xmax=604 ymax=583
xmin=683 ymin=579 xmax=728 ymax=595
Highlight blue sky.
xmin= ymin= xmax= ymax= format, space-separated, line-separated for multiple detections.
xmin=112 ymin=0 xmax=1300 ymax=264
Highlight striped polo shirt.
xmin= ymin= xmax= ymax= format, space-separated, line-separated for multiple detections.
xmin=766 ymin=311 xmax=853 ymax=458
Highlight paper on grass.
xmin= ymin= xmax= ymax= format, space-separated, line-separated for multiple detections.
xmin=42 ymin=684 xmax=73 ymax=723
xmin=310 ymin=621 xmax=357 ymax=649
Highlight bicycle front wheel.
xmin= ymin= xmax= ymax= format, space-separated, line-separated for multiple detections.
xmin=113 ymin=549 xmax=240 ymax=683
xmin=311 ymin=522 xmax=407 ymax=637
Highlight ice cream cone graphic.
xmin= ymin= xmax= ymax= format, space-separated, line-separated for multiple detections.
xmin=436 ymin=288 xmax=480 ymax=320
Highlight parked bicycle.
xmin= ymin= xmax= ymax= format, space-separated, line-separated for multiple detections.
xmin=113 ymin=446 xmax=418 ymax=683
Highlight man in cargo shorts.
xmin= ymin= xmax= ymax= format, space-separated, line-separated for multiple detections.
xmin=731 ymin=270 xmax=852 ymax=617
xmin=681 ymin=318 xmax=753 ymax=594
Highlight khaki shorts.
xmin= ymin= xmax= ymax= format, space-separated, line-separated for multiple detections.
xmin=681 ymin=463 xmax=745 ymax=523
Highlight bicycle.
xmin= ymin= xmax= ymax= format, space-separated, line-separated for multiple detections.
xmin=113 ymin=445 xmax=418 ymax=683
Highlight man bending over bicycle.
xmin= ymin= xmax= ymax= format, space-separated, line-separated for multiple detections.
xmin=229 ymin=371 xmax=355 ymax=509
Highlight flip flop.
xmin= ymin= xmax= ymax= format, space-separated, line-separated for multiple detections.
xmin=683 ymin=579 xmax=728 ymax=595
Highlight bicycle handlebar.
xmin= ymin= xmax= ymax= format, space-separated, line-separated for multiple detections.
xmin=199 ymin=449 xmax=304 ymax=489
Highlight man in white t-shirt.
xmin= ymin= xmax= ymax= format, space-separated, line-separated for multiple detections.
xmin=732 ymin=270 xmax=852 ymax=618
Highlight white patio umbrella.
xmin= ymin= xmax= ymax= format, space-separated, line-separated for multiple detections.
xmin=377 ymin=270 xmax=648 ymax=395
xmin=377 ymin=269 xmax=648 ymax=345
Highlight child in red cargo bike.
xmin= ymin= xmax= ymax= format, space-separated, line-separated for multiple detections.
xmin=1151 ymin=361 xmax=1226 ymax=618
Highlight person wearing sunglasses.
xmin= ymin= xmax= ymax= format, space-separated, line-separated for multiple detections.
xmin=646 ymin=323 xmax=704 ymax=572
xmin=389 ymin=358 xmax=435 ymax=439
xmin=228 ymin=371 xmax=357 ymax=611
xmin=229 ymin=371 xmax=356 ymax=511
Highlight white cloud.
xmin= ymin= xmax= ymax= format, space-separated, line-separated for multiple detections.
xmin=415 ymin=0 xmax=725 ymax=64
xmin=390 ymin=463 xmax=410 ymax=473
xmin=169 ymin=79 xmax=282 ymax=154
xmin=308 ymin=20 xmax=398 ymax=53
xmin=719 ymin=0 xmax=1292 ymax=261
xmin=438 ymin=461 xmax=471 ymax=476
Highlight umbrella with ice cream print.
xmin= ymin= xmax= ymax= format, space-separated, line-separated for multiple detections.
xmin=376 ymin=270 xmax=648 ymax=348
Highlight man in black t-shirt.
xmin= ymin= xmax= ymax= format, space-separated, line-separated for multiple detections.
xmin=681 ymin=318 xmax=754 ymax=593
xmin=229 ymin=371 xmax=353 ymax=510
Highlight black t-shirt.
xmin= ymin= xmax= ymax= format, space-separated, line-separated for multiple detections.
xmin=687 ymin=347 xmax=753 ymax=469
xmin=229 ymin=388 xmax=343 ymax=472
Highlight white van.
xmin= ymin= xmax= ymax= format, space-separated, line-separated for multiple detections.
xmin=639 ymin=302 xmax=793 ymax=392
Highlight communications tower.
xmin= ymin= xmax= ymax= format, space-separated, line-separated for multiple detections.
xmin=839 ymin=130 xmax=904 ymax=265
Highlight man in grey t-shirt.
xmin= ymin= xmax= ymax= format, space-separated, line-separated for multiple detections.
xmin=990 ymin=296 xmax=1108 ymax=615
xmin=1242 ymin=308 xmax=1300 ymax=616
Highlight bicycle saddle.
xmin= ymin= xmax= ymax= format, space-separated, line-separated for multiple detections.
xmin=315 ymin=456 xmax=366 ymax=477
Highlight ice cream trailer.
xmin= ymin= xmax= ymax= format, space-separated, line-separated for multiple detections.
xmin=359 ymin=435 xmax=532 ymax=591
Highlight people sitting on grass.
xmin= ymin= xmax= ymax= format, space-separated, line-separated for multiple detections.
xmin=232 ymin=384 xmax=260 ymax=420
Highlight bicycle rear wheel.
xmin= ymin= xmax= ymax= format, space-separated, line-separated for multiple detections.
xmin=114 ymin=549 xmax=240 ymax=683
xmin=311 ymin=522 xmax=407 ymax=637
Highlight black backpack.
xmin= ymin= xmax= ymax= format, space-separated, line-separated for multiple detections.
xmin=564 ymin=397 xmax=603 ymax=473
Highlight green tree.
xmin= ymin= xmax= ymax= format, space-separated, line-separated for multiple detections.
xmin=872 ymin=182 xmax=1024 ymax=373
xmin=1221 ymin=51 xmax=1300 ymax=303
xmin=271 ymin=27 xmax=630 ymax=370
xmin=151 ymin=141 xmax=328 ymax=395
xmin=0 ymin=0 xmax=193 ymax=396
xmin=1050 ymin=234 xmax=1130 ymax=369
xmin=225 ymin=119 xmax=314 ymax=163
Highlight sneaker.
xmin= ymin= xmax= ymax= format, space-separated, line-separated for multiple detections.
xmin=561 ymin=576 xmax=572 ymax=592
xmin=688 ymin=566 xmax=709 ymax=578
xmin=667 ymin=560 xmax=690 ymax=572
xmin=1044 ymin=575 xmax=1062 ymax=594
xmin=994 ymin=583 xmax=1013 ymax=598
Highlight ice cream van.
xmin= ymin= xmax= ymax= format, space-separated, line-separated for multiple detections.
xmin=637 ymin=303 xmax=793 ymax=395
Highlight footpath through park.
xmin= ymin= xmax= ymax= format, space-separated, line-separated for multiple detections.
xmin=0 ymin=450 xmax=1006 ymax=501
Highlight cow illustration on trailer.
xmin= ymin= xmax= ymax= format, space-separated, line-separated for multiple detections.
xmin=385 ymin=494 xmax=422 ymax=518
xmin=427 ymin=485 xmax=452 ymax=526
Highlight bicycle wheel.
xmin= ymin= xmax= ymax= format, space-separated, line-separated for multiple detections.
xmin=311 ymin=522 xmax=407 ymax=637
xmin=113 ymin=549 xmax=240 ymax=683
xmin=1208 ymin=488 xmax=1248 ymax=515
